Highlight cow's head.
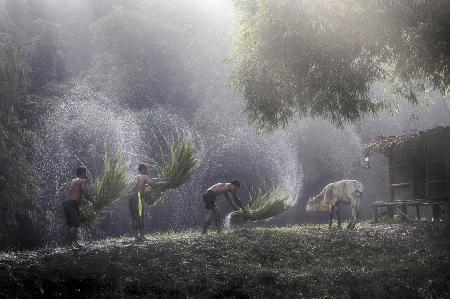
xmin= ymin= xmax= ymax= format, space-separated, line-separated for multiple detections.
xmin=305 ymin=194 xmax=328 ymax=212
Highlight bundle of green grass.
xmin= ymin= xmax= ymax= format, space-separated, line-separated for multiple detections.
xmin=142 ymin=132 xmax=198 ymax=206
xmin=228 ymin=185 xmax=293 ymax=226
xmin=80 ymin=152 xmax=129 ymax=225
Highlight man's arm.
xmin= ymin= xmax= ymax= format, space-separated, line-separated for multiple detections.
xmin=224 ymin=193 xmax=240 ymax=211
xmin=145 ymin=176 xmax=171 ymax=188
xmin=231 ymin=192 xmax=245 ymax=210
xmin=80 ymin=179 xmax=92 ymax=202
xmin=145 ymin=176 xmax=156 ymax=188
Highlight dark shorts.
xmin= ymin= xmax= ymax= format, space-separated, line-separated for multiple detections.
xmin=203 ymin=190 xmax=217 ymax=210
xmin=64 ymin=200 xmax=80 ymax=228
xmin=129 ymin=192 xmax=144 ymax=221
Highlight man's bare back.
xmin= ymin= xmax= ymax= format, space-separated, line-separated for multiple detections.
xmin=201 ymin=180 xmax=243 ymax=234
xmin=133 ymin=174 xmax=155 ymax=193
xmin=68 ymin=178 xmax=88 ymax=202
xmin=207 ymin=183 xmax=234 ymax=195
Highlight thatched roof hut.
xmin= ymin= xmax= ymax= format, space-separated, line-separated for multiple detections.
xmin=364 ymin=126 xmax=449 ymax=221
xmin=364 ymin=126 xmax=450 ymax=159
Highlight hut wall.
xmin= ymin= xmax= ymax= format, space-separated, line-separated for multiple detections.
xmin=388 ymin=156 xmax=413 ymax=201
xmin=425 ymin=137 xmax=449 ymax=200
xmin=388 ymin=138 xmax=449 ymax=201
xmin=367 ymin=126 xmax=450 ymax=204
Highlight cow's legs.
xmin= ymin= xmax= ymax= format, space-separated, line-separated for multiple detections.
xmin=328 ymin=207 xmax=334 ymax=229
xmin=336 ymin=206 xmax=341 ymax=228
xmin=348 ymin=204 xmax=358 ymax=229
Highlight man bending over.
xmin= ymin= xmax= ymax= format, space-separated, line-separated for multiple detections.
xmin=202 ymin=180 xmax=244 ymax=234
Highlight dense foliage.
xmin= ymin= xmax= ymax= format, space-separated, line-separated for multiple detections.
xmin=0 ymin=43 xmax=44 ymax=249
xmin=230 ymin=0 xmax=450 ymax=130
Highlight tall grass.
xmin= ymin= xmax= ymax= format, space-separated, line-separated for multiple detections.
xmin=143 ymin=132 xmax=198 ymax=205
xmin=142 ymin=187 xmax=166 ymax=206
xmin=80 ymin=151 xmax=129 ymax=225
xmin=229 ymin=184 xmax=292 ymax=225
xmin=156 ymin=132 xmax=198 ymax=188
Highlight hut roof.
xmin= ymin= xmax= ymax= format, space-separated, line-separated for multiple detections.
xmin=363 ymin=126 xmax=450 ymax=156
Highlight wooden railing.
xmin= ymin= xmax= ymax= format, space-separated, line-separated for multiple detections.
xmin=371 ymin=199 xmax=449 ymax=223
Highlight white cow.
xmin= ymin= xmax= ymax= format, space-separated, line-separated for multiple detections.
xmin=306 ymin=180 xmax=364 ymax=228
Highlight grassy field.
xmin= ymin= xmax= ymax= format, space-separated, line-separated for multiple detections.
xmin=0 ymin=223 xmax=449 ymax=298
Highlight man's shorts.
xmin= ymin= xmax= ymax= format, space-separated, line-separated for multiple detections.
xmin=64 ymin=200 xmax=80 ymax=228
xmin=202 ymin=190 xmax=217 ymax=210
xmin=129 ymin=192 xmax=144 ymax=221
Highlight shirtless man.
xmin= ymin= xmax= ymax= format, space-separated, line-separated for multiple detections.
xmin=64 ymin=166 xmax=91 ymax=248
xmin=130 ymin=164 xmax=169 ymax=241
xmin=202 ymin=180 xmax=244 ymax=234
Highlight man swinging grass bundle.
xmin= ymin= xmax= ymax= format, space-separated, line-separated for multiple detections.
xmin=228 ymin=184 xmax=292 ymax=226
xmin=130 ymin=132 xmax=198 ymax=241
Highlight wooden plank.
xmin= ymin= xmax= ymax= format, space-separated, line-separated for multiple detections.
xmin=389 ymin=163 xmax=410 ymax=169
xmin=428 ymin=180 xmax=448 ymax=184
xmin=391 ymin=183 xmax=411 ymax=188
xmin=370 ymin=200 xmax=448 ymax=207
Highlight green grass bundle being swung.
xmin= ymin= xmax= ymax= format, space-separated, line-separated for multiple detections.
xmin=142 ymin=132 xmax=198 ymax=206
xmin=80 ymin=152 xmax=129 ymax=224
xmin=142 ymin=187 xmax=166 ymax=207
xmin=229 ymin=185 xmax=292 ymax=226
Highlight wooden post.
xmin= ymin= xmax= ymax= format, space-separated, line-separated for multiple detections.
xmin=416 ymin=205 xmax=420 ymax=221
xmin=400 ymin=205 xmax=408 ymax=222
xmin=446 ymin=202 xmax=450 ymax=223
xmin=446 ymin=138 xmax=449 ymax=223
xmin=373 ymin=206 xmax=379 ymax=223
xmin=387 ymin=155 xmax=394 ymax=219
xmin=432 ymin=204 xmax=441 ymax=221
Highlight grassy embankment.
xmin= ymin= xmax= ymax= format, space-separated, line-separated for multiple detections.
xmin=0 ymin=223 xmax=449 ymax=298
